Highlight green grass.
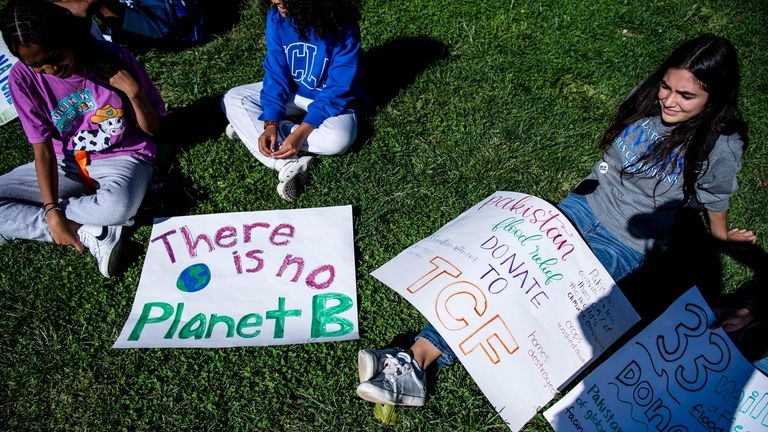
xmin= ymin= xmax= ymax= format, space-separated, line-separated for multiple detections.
xmin=2 ymin=0 xmax=767 ymax=430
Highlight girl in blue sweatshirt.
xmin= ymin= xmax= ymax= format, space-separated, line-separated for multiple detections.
xmin=223 ymin=0 xmax=363 ymax=201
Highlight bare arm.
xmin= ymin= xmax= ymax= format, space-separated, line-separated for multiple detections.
xmin=706 ymin=209 xmax=757 ymax=243
xmin=110 ymin=70 xmax=161 ymax=136
xmin=32 ymin=142 xmax=84 ymax=252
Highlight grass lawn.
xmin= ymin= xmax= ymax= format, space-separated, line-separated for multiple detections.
xmin=1 ymin=0 xmax=767 ymax=430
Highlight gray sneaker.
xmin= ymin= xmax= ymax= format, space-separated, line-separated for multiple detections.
xmin=78 ymin=225 xmax=124 ymax=277
xmin=356 ymin=351 xmax=426 ymax=406
xmin=358 ymin=348 xmax=406 ymax=383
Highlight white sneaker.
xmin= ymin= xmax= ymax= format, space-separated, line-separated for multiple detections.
xmin=225 ymin=123 xmax=239 ymax=140
xmin=78 ymin=225 xmax=124 ymax=277
xmin=276 ymin=173 xmax=305 ymax=202
xmin=276 ymin=156 xmax=314 ymax=202
xmin=278 ymin=155 xmax=314 ymax=183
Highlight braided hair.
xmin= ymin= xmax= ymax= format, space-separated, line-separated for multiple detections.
xmin=1 ymin=0 xmax=126 ymax=81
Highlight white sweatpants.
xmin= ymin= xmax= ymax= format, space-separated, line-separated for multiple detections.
xmin=221 ymin=82 xmax=357 ymax=171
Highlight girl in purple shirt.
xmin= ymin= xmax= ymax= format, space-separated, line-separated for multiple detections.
xmin=0 ymin=0 xmax=165 ymax=277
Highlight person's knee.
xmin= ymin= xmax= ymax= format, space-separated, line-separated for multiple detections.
xmin=94 ymin=192 xmax=142 ymax=225
xmin=222 ymin=85 xmax=262 ymax=116
xmin=221 ymin=88 xmax=239 ymax=112
xmin=313 ymin=129 xmax=356 ymax=155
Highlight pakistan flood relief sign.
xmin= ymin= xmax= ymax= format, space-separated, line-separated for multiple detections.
xmin=114 ymin=206 xmax=358 ymax=348
xmin=372 ymin=191 xmax=640 ymax=431
xmin=545 ymin=286 xmax=768 ymax=432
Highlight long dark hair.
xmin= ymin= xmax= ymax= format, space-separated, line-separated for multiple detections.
xmin=1 ymin=0 xmax=126 ymax=81
xmin=601 ymin=34 xmax=747 ymax=196
xmin=260 ymin=0 xmax=361 ymax=41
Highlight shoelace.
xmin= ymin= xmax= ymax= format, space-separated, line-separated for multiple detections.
xmin=381 ymin=354 xmax=411 ymax=383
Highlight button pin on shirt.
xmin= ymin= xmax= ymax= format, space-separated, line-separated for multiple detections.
xmin=599 ymin=162 xmax=609 ymax=174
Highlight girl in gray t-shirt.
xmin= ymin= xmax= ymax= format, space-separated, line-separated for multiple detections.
xmin=354 ymin=34 xmax=758 ymax=409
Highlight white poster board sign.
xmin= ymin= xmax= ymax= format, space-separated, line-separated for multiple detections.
xmin=0 ymin=34 xmax=19 ymax=126
xmin=372 ymin=191 xmax=640 ymax=431
xmin=545 ymin=286 xmax=768 ymax=432
xmin=114 ymin=206 xmax=358 ymax=348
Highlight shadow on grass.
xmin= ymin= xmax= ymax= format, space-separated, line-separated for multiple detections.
xmin=134 ymin=95 xmax=229 ymax=224
xmin=618 ymin=208 xmax=768 ymax=325
xmin=352 ymin=36 xmax=450 ymax=153
xmin=128 ymin=36 xmax=449 ymax=264
xmin=200 ymin=0 xmax=243 ymax=39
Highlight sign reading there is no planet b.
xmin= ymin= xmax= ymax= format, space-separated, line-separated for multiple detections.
xmin=114 ymin=206 xmax=358 ymax=348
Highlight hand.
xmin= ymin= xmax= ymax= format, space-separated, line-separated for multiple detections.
xmin=271 ymin=133 xmax=301 ymax=159
xmin=712 ymin=307 xmax=755 ymax=332
xmin=272 ymin=123 xmax=312 ymax=159
xmin=258 ymin=124 xmax=279 ymax=157
xmin=726 ymin=228 xmax=757 ymax=244
xmin=109 ymin=70 xmax=141 ymax=99
xmin=46 ymin=210 xmax=84 ymax=253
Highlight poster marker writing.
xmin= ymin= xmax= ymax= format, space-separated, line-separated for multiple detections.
xmin=151 ymin=222 xmax=296 ymax=263
xmin=127 ymin=293 xmax=354 ymax=342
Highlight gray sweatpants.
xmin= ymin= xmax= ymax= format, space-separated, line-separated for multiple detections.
xmin=0 ymin=155 xmax=153 ymax=242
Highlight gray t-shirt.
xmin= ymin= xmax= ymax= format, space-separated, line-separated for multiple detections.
xmin=585 ymin=116 xmax=743 ymax=253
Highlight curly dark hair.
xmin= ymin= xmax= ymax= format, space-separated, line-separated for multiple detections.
xmin=260 ymin=0 xmax=361 ymax=41
xmin=601 ymin=34 xmax=747 ymax=199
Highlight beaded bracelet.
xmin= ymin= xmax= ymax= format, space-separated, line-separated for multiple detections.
xmin=263 ymin=120 xmax=278 ymax=129
xmin=44 ymin=206 xmax=61 ymax=217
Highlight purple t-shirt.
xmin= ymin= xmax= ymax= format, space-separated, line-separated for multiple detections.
xmin=9 ymin=42 xmax=165 ymax=165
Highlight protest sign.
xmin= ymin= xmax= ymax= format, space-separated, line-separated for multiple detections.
xmin=545 ymin=286 xmax=768 ymax=432
xmin=114 ymin=206 xmax=358 ymax=348
xmin=371 ymin=191 xmax=640 ymax=431
xmin=0 ymin=34 xmax=19 ymax=126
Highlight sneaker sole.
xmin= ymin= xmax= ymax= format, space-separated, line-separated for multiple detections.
xmin=355 ymin=382 xmax=426 ymax=407
xmin=276 ymin=177 xmax=301 ymax=202
xmin=104 ymin=225 xmax=124 ymax=277
xmin=358 ymin=350 xmax=379 ymax=383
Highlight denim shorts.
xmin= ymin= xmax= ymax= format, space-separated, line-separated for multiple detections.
xmin=415 ymin=322 xmax=458 ymax=368
xmin=558 ymin=193 xmax=645 ymax=282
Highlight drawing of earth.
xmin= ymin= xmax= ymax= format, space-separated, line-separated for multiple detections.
xmin=176 ymin=263 xmax=211 ymax=292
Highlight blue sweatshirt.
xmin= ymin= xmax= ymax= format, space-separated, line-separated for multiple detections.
xmin=259 ymin=7 xmax=363 ymax=128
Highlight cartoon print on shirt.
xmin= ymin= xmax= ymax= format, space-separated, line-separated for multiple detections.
xmin=51 ymin=88 xmax=97 ymax=133
xmin=72 ymin=104 xmax=125 ymax=152
xmin=286 ymin=42 xmax=329 ymax=90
